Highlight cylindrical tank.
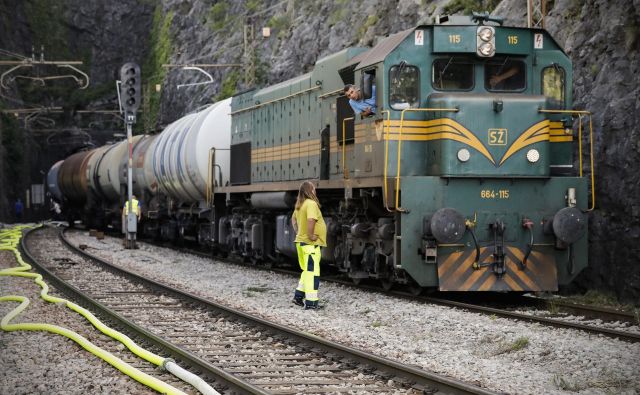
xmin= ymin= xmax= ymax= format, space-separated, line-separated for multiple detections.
xmin=117 ymin=135 xmax=145 ymax=197
xmin=94 ymin=139 xmax=130 ymax=202
xmin=132 ymin=134 xmax=159 ymax=197
xmin=151 ymin=98 xmax=231 ymax=203
xmin=58 ymin=150 xmax=96 ymax=205
xmin=47 ymin=160 xmax=64 ymax=202
xmin=86 ymin=144 xmax=115 ymax=202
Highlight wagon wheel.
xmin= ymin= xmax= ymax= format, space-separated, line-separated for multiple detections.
xmin=351 ymin=277 xmax=363 ymax=286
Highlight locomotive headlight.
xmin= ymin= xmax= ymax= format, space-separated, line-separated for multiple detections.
xmin=476 ymin=26 xmax=495 ymax=57
xmin=478 ymin=27 xmax=493 ymax=42
xmin=526 ymin=149 xmax=540 ymax=163
xmin=478 ymin=42 xmax=495 ymax=57
xmin=457 ymin=148 xmax=470 ymax=162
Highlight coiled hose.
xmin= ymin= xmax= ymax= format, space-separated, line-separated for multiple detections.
xmin=0 ymin=224 xmax=219 ymax=395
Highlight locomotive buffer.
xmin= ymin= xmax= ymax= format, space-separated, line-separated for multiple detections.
xmin=119 ymin=63 xmax=141 ymax=249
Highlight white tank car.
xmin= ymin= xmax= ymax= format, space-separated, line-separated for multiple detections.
xmin=151 ymin=98 xmax=231 ymax=204
xmin=132 ymin=134 xmax=159 ymax=197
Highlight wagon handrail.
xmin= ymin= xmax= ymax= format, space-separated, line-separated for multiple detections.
xmin=342 ymin=117 xmax=354 ymax=179
xmin=380 ymin=110 xmax=393 ymax=212
xmin=539 ymin=109 xmax=595 ymax=211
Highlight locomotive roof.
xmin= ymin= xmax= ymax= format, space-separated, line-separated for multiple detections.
xmin=340 ymin=28 xmax=415 ymax=71
xmin=340 ymin=20 xmax=566 ymax=73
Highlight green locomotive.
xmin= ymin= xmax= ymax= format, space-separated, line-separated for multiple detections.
xmin=216 ymin=13 xmax=591 ymax=292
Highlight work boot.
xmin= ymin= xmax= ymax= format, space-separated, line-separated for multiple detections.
xmin=304 ymin=301 xmax=324 ymax=310
xmin=292 ymin=297 xmax=304 ymax=307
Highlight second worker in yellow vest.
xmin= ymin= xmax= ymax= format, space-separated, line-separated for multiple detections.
xmin=123 ymin=196 xmax=141 ymax=219
xmin=291 ymin=181 xmax=326 ymax=310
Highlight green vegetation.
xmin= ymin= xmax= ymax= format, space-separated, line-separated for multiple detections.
xmin=328 ymin=0 xmax=348 ymax=27
xmin=507 ymin=336 xmax=529 ymax=352
xmin=357 ymin=15 xmax=379 ymax=41
xmin=495 ymin=336 xmax=529 ymax=355
xmin=370 ymin=320 xmax=385 ymax=328
xmin=565 ymin=290 xmax=636 ymax=311
xmin=24 ymin=0 xmax=70 ymax=58
xmin=142 ymin=5 xmax=174 ymax=132
xmin=267 ymin=14 xmax=291 ymax=39
xmin=624 ymin=24 xmax=638 ymax=51
xmin=553 ymin=374 xmax=581 ymax=391
xmin=547 ymin=299 xmax=560 ymax=315
xmin=442 ymin=0 xmax=501 ymax=15
xmin=0 ymin=111 xmax=25 ymax=176
xmin=68 ymin=83 xmax=114 ymax=108
xmin=207 ymin=2 xmax=229 ymax=31
xmin=0 ymin=107 xmax=28 ymax=212
xmin=246 ymin=286 xmax=272 ymax=293
xmin=245 ymin=0 xmax=261 ymax=13
xmin=216 ymin=71 xmax=241 ymax=101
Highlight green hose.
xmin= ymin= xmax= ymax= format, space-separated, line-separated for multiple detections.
xmin=0 ymin=225 xmax=187 ymax=395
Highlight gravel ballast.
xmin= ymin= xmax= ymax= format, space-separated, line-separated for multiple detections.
xmin=65 ymin=230 xmax=640 ymax=395
xmin=0 ymin=250 xmax=158 ymax=395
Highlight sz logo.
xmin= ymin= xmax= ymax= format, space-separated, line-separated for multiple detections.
xmin=488 ymin=128 xmax=508 ymax=146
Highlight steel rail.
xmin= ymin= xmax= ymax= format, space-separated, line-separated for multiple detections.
xmin=146 ymin=238 xmax=640 ymax=343
xmin=55 ymin=227 xmax=496 ymax=395
xmin=20 ymin=226 xmax=269 ymax=395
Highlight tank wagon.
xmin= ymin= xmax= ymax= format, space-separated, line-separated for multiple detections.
xmin=50 ymin=14 xmax=592 ymax=292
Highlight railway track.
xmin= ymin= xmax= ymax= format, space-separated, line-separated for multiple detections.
xmin=167 ymin=240 xmax=640 ymax=344
xmin=23 ymin=225 xmax=497 ymax=395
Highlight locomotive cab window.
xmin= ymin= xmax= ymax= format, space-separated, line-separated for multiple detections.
xmin=542 ymin=65 xmax=565 ymax=109
xmin=485 ymin=58 xmax=526 ymax=92
xmin=389 ymin=63 xmax=420 ymax=110
xmin=432 ymin=58 xmax=474 ymax=91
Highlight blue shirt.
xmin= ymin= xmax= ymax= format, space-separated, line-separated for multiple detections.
xmin=349 ymin=85 xmax=376 ymax=115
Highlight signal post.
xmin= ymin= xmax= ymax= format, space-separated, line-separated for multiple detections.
xmin=119 ymin=63 xmax=141 ymax=249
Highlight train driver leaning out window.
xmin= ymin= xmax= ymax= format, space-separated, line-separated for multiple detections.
xmin=344 ymin=84 xmax=376 ymax=118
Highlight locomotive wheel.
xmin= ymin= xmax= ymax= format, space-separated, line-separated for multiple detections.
xmin=408 ymin=283 xmax=423 ymax=296
xmin=380 ymin=279 xmax=393 ymax=292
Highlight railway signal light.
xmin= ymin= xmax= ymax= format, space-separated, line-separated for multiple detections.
xmin=120 ymin=62 xmax=141 ymax=123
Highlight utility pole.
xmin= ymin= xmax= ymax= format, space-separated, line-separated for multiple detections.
xmin=243 ymin=21 xmax=256 ymax=87
xmin=119 ymin=62 xmax=141 ymax=249
xmin=527 ymin=0 xmax=546 ymax=28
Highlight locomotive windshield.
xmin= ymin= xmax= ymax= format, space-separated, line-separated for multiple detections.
xmin=432 ymin=57 xmax=474 ymax=91
xmin=542 ymin=65 xmax=565 ymax=109
xmin=484 ymin=58 xmax=526 ymax=92
xmin=389 ymin=63 xmax=420 ymax=110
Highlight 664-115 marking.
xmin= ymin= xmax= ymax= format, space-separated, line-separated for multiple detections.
xmin=480 ymin=189 xmax=510 ymax=199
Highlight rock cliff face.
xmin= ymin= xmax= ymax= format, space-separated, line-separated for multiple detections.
xmin=495 ymin=0 xmax=640 ymax=302
xmin=0 ymin=0 xmax=638 ymax=301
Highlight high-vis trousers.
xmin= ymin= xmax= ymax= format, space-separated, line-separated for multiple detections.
xmin=293 ymin=242 xmax=321 ymax=307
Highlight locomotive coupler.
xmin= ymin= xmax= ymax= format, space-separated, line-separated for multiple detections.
xmin=490 ymin=220 xmax=506 ymax=277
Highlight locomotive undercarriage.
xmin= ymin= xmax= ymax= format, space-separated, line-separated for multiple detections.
xmin=210 ymin=188 xmax=412 ymax=288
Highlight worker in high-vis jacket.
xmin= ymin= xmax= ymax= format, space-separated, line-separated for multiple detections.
xmin=122 ymin=195 xmax=141 ymax=233
xmin=291 ymin=181 xmax=326 ymax=310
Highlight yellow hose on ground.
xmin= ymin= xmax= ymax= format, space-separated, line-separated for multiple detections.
xmin=0 ymin=224 xmax=187 ymax=395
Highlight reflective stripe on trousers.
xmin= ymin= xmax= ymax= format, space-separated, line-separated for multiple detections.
xmin=294 ymin=242 xmax=321 ymax=304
